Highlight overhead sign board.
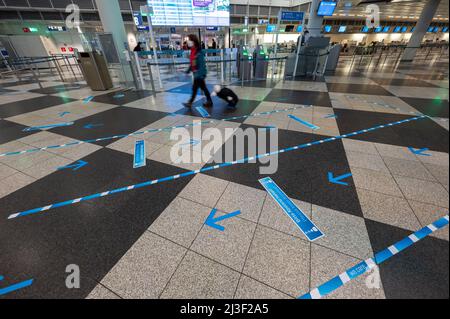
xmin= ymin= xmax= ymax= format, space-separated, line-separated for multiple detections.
xmin=280 ymin=11 xmax=304 ymax=21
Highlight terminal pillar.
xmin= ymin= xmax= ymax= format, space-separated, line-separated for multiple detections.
xmin=401 ymin=0 xmax=441 ymax=62
xmin=307 ymin=0 xmax=324 ymax=37
xmin=95 ymin=0 xmax=134 ymax=86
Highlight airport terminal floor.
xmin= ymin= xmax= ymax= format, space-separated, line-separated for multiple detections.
xmin=0 ymin=56 xmax=448 ymax=300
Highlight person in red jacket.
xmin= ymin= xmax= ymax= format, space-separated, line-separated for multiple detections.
xmin=183 ymin=34 xmax=213 ymax=108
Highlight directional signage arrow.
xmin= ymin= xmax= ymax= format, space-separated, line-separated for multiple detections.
xmin=58 ymin=160 xmax=88 ymax=171
xmin=205 ymin=209 xmax=240 ymax=232
xmin=59 ymin=111 xmax=71 ymax=117
xmin=328 ymin=172 xmax=353 ymax=186
xmin=408 ymin=147 xmax=431 ymax=156
xmin=324 ymin=114 xmax=338 ymax=119
xmin=83 ymin=123 xmax=103 ymax=129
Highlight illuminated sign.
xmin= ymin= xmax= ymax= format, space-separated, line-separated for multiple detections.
xmin=146 ymin=0 xmax=229 ymax=26
xmin=280 ymin=11 xmax=304 ymax=21
xmin=324 ymin=25 xmax=332 ymax=33
xmin=48 ymin=26 xmax=67 ymax=32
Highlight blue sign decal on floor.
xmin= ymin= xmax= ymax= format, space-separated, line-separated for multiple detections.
xmin=324 ymin=114 xmax=337 ymax=119
xmin=58 ymin=160 xmax=88 ymax=171
xmin=196 ymin=106 xmax=210 ymax=118
xmin=408 ymin=147 xmax=431 ymax=156
xmin=0 ymin=276 xmax=34 ymax=296
xmin=59 ymin=111 xmax=71 ymax=117
xmin=83 ymin=123 xmax=103 ymax=129
xmin=328 ymin=172 xmax=352 ymax=186
xmin=259 ymin=177 xmax=324 ymax=242
xmin=299 ymin=214 xmax=449 ymax=299
xmin=133 ymin=140 xmax=146 ymax=169
xmin=113 ymin=93 xmax=125 ymax=99
xmin=22 ymin=122 xmax=74 ymax=132
xmin=6 ymin=115 xmax=427 ymax=220
xmin=83 ymin=96 xmax=94 ymax=104
xmin=288 ymin=115 xmax=320 ymax=130
xmin=205 ymin=208 xmax=241 ymax=232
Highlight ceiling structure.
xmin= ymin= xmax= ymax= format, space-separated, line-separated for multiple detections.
xmin=0 ymin=0 xmax=448 ymax=23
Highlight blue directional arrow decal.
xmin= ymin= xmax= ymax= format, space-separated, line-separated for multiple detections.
xmin=328 ymin=172 xmax=353 ymax=186
xmin=324 ymin=114 xmax=338 ymax=119
xmin=0 ymin=275 xmax=34 ymax=296
xmin=408 ymin=147 xmax=431 ymax=156
xmin=84 ymin=123 xmax=103 ymax=129
xmin=83 ymin=96 xmax=94 ymax=104
xmin=205 ymin=209 xmax=241 ymax=232
xmin=58 ymin=160 xmax=88 ymax=171
xmin=59 ymin=111 xmax=71 ymax=117
xmin=114 ymin=93 xmax=125 ymax=99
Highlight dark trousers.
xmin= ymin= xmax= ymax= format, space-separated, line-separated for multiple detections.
xmin=189 ymin=78 xmax=212 ymax=104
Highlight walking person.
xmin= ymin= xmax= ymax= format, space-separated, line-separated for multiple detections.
xmin=183 ymin=34 xmax=213 ymax=108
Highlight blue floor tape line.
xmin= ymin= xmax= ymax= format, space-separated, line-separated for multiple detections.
xmin=288 ymin=115 xmax=320 ymax=130
xmin=0 ymin=105 xmax=314 ymax=158
xmin=299 ymin=214 xmax=449 ymax=299
xmin=0 ymin=279 xmax=34 ymax=296
xmin=7 ymin=115 xmax=426 ymax=220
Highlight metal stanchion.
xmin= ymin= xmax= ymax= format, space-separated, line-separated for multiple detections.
xmin=147 ymin=62 xmax=156 ymax=97
xmin=27 ymin=60 xmax=43 ymax=89
xmin=52 ymin=57 xmax=65 ymax=82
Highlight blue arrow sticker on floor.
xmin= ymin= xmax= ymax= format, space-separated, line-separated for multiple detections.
xmin=205 ymin=208 xmax=241 ymax=232
xmin=83 ymin=123 xmax=103 ymax=129
xmin=408 ymin=147 xmax=431 ymax=156
xmin=113 ymin=93 xmax=125 ymax=99
xmin=324 ymin=114 xmax=337 ymax=119
xmin=0 ymin=276 xmax=34 ymax=296
xmin=59 ymin=111 xmax=71 ymax=117
xmin=133 ymin=140 xmax=146 ymax=169
xmin=23 ymin=122 xmax=74 ymax=132
xmin=58 ymin=160 xmax=88 ymax=171
xmin=83 ymin=96 xmax=94 ymax=104
xmin=288 ymin=115 xmax=320 ymax=130
xmin=328 ymin=172 xmax=352 ymax=186
xmin=196 ymin=106 xmax=211 ymax=118
xmin=259 ymin=177 xmax=324 ymax=242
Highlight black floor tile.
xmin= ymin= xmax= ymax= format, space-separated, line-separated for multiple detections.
xmin=290 ymin=75 xmax=326 ymax=82
xmin=0 ymin=148 xmax=194 ymax=298
xmin=371 ymin=78 xmax=440 ymax=87
xmin=203 ymin=124 xmax=362 ymax=217
xmin=0 ymin=120 xmax=37 ymax=144
xmin=264 ymin=89 xmax=332 ymax=107
xmin=92 ymin=90 xmax=154 ymax=105
xmin=334 ymin=109 xmax=449 ymax=153
xmin=29 ymin=84 xmax=85 ymax=95
xmin=167 ymin=83 xmax=215 ymax=95
xmin=365 ymin=219 xmax=449 ymax=299
xmin=0 ymin=95 xmax=77 ymax=118
xmin=326 ymin=83 xmax=394 ymax=96
xmin=400 ymin=97 xmax=449 ymax=118
xmin=0 ymin=79 xmax=37 ymax=88
xmin=175 ymin=97 xmax=261 ymax=123
xmin=49 ymin=106 xmax=169 ymax=146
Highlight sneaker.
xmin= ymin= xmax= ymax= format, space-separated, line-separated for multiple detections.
xmin=183 ymin=102 xmax=192 ymax=108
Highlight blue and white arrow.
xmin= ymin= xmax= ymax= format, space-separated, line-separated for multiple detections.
xmin=408 ymin=147 xmax=431 ymax=156
xmin=205 ymin=209 xmax=241 ymax=232
xmin=328 ymin=172 xmax=353 ymax=186
xmin=83 ymin=96 xmax=94 ymax=104
xmin=59 ymin=111 xmax=71 ymax=117
xmin=324 ymin=114 xmax=338 ymax=119
xmin=113 ymin=93 xmax=125 ymax=99
xmin=84 ymin=123 xmax=103 ymax=129
xmin=58 ymin=160 xmax=88 ymax=171
xmin=23 ymin=122 xmax=74 ymax=132
xmin=0 ymin=275 xmax=34 ymax=296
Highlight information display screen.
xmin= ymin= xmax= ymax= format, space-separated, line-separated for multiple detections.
xmin=146 ymin=0 xmax=230 ymax=26
xmin=338 ymin=26 xmax=347 ymax=33
xmin=324 ymin=25 xmax=332 ymax=33
xmin=317 ymin=1 xmax=337 ymax=16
